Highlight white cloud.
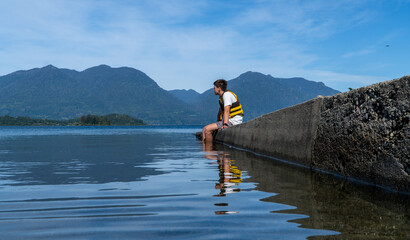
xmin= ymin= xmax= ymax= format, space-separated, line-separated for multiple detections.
xmin=302 ymin=70 xmax=389 ymax=92
xmin=342 ymin=49 xmax=374 ymax=58
xmin=234 ymin=0 xmax=375 ymax=39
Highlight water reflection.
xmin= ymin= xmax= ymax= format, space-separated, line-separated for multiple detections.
xmin=203 ymin=143 xmax=243 ymax=214
xmin=2 ymin=127 xmax=339 ymax=239
xmin=1 ymin=127 xmax=408 ymax=239
xmin=0 ymin=134 xmax=168 ymax=186
xmin=211 ymin=144 xmax=410 ymax=239
xmin=214 ymin=154 xmax=242 ymax=197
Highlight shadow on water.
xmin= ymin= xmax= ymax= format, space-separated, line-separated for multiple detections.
xmin=209 ymin=143 xmax=410 ymax=240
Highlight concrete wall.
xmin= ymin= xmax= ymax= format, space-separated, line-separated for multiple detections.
xmin=214 ymin=76 xmax=410 ymax=193
xmin=312 ymin=76 xmax=410 ymax=192
xmin=215 ymin=97 xmax=324 ymax=166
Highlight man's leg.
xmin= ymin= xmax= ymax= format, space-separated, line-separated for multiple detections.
xmin=202 ymin=123 xmax=219 ymax=143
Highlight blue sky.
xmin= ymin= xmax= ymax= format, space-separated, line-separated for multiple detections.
xmin=0 ymin=0 xmax=408 ymax=93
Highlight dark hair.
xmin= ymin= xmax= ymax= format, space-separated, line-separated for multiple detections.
xmin=213 ymin=79 xmax=227 ymax=91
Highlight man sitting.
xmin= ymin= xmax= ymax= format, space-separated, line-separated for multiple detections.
xmin=202 ymin=79 xmax=244 ymax=144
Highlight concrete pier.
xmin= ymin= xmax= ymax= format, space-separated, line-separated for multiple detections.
xmin=212 ymin=76 xmax=410 ymax=193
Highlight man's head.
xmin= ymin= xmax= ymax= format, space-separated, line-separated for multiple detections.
xmin=213 ymin=79 xmax=227 ymax=95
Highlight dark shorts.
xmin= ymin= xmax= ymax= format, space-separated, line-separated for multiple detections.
xmin=216 ymin=121 xmax=232 ymax=129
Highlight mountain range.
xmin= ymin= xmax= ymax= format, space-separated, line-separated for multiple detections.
xmin=169 ymin=89 xmax=200 ymax=103
xmin=0 ymin=65 xmax=339 ymax=125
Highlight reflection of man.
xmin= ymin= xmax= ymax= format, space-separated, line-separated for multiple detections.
xmin=202 ymin=79 xmax=244 ymax=144
xmin=201 ymin=146 xmax=242 ymax=215
xmin=202 ymin=147 xmax=242 ymax=196
xmin=215 ymin=154 xmax=242 ymax=197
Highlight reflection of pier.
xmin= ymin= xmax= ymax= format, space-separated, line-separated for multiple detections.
xmin=213 ymin=144 xmax=410 ymax=239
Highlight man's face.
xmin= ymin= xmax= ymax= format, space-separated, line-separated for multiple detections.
xmin=214 ymin=85 xmax=221 ymax=95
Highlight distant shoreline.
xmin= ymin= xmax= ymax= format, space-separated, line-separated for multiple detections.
xmin=0 ymin=114 xmax=146 ymax=126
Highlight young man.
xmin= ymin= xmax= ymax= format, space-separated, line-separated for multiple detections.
xmin=202 ymin=79 xmax=244 ymax=143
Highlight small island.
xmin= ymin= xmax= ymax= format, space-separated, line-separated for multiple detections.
xmin=0 ymin=114 xmax=146 ymax=126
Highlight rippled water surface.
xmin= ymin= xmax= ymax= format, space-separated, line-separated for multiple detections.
xmin=0 ymin=126 xmax=408 ymax=239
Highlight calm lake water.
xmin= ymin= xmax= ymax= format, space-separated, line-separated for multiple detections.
xmin=0 ymin=126 xmax=408 ymax=240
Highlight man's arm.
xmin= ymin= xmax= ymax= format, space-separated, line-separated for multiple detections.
xmin=222 ymin=105 xmax=231 ymax=128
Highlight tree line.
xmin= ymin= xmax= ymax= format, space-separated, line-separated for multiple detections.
xmin=0 ymin=114 xmax=146 ymax=126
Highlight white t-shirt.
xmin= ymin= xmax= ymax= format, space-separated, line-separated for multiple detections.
xmin=222 ymin=91 xmax=243 ymax=125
